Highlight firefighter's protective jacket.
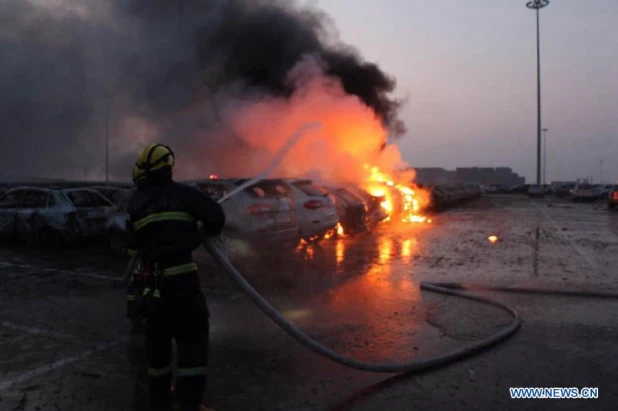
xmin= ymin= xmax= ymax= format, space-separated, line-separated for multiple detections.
xmin=125 ymin=181 xmax=225 ymax=264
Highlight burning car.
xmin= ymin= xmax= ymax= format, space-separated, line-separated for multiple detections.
xmin=363 ymin=166 xmax=432 ymax=223
xmin=0 ymin=187 xmax=115 ymax=245
xmin=324 ymin=187 xmax=367 ymax=235
xmin=340 ymin=184 xmax=389 ymax=228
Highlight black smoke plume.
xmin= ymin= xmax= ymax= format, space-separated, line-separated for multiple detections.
xmin=0 ymin=0 xmax=405 ymax=180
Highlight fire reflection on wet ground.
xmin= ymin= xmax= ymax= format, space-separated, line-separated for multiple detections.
xmin=256 ymin=227 xmax=430 ymax=362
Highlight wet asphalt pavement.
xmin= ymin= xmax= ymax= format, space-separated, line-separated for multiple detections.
xmin=1 ymin=194 xmax=618 ymax=410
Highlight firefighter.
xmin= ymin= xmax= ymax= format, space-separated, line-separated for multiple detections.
xmin=125 ymin=144 xmax=225 ymax=411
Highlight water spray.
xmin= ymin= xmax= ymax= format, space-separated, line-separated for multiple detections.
xmin=217 ymin=122 xmax=321 ymax=203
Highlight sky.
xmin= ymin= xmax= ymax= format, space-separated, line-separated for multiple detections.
xmin=1 ymin=0 xmax=617 ymax=184
xmin=314 ymin=0 xmax=618 ymax=183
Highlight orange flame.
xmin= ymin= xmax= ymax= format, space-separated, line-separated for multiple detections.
xmin=174 ymin=58 xmax=435 ymax=232
xmin=364 ymin=165 xmax=431 ymax=224
xmin=336 ymin=222 xmax=344 ymax=236
xmin=324 ymin=222 xmax=345 ymax=240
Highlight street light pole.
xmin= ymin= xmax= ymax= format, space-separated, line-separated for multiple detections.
xmin=542 ymin=128 xmax=548 ymax=184
xmin=526 ymin=0 xmax=550 ymax=185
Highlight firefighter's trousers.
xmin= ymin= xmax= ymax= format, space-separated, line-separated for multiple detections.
xmin=143 ymin=269 xmax=209 ymax=408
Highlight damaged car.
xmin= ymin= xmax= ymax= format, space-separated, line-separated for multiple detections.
xmin=89 ymin=185 xmax=132 ymax=207
xmin=0 ymin=187 xmax=115 ymax=245
xmin=324 ymin=187 xmax=368 ymax=235
xmin=280 ymin=179 xmax=339 ymax=244
xmin=340 ymin=185 xmax=389 ymax=228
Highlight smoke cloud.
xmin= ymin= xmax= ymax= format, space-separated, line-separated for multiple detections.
xmin=1 ymin=0 xmax=407 ymax=182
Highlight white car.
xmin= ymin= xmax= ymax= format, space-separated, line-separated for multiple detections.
xmin=571 ymin=184 xmax=600 ymax=202
xmin=192 ymin=178 xmax=300 ymax=255
xmin=281 ymin=179 xmax=338 ymax=243
xmin=0 ymin=187 xmax=115 ymax=245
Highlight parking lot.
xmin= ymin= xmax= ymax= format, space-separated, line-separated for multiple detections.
xmin=0 ymin=194 xmax=617 ymax=410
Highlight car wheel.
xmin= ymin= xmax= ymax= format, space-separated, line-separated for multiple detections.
xmin=609 ymin=203 xmax=615 ymax=210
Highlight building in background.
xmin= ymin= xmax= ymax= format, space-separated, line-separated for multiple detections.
xmin=412 ymin=167 xmax=525 ymax=186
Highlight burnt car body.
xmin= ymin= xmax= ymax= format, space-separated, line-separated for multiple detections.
xmin=341 ymin=184 xmax=389 ymax=228
xmin=105 ymin=209 xmax=129 ymax=255
xmin=89 ymin=186 xmax=132 ymax=207
xmin=0 ymin=187 xmax=115 ymax=244
xmin=325 ymin=187 xmax=367 ymax=235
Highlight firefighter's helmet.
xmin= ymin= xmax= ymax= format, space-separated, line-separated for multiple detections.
xmin=135 ymin=144 xmax=175 ymax=178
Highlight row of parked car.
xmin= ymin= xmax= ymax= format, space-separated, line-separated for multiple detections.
xmin=525 ymin=183 xmax=618 ymax=206
xmin=0 ymin=179 xmax=484 ymax=254
xmin=0 ymin=185 xmax=122 ymax=245
xmin=104 ymin=178 xmax=390 ymax=253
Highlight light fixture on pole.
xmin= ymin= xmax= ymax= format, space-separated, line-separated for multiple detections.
xmin=526 ymin=0 xmax=550 ymax=185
